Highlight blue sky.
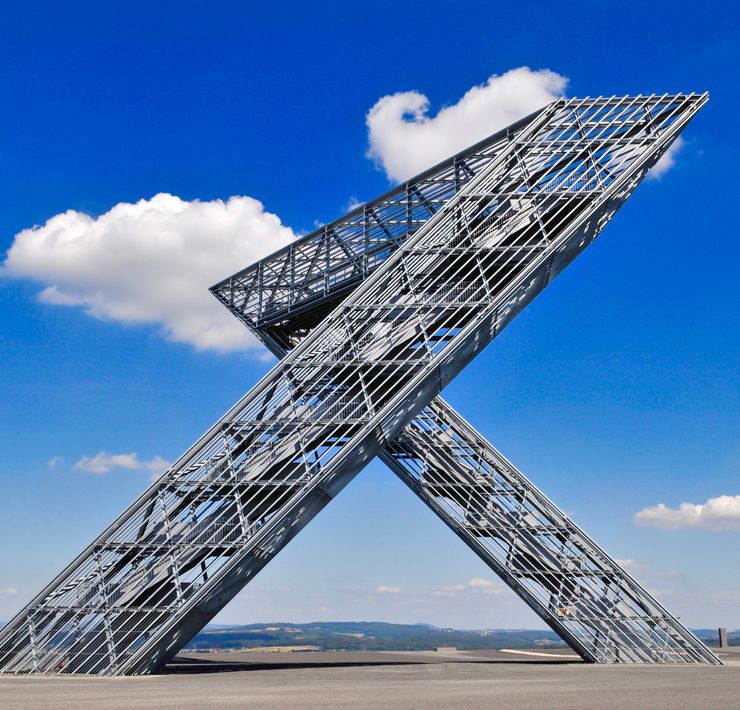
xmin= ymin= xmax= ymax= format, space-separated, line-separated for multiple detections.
xmin=0 ymin=1 xmax=738 ymax=629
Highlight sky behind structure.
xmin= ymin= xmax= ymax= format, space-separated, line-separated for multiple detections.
xmin=0 ymin=1 xmax=738 ymax=629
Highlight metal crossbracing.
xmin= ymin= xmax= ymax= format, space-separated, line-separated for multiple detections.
xmin=237 ymin=335 xmax=719 ymax=666
xmin=214 ymin=95 xmax=718 ymax=665
xmin=0 ymin=93 xmax=719 ymax=674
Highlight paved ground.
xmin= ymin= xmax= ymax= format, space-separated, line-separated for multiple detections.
xmin=1 ymin=648 xmax=738 ymax=709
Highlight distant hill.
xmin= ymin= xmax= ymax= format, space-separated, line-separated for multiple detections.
xmin=185 ymin=621 xmax=567 ymax=652
xmin=0 ymin=619 xmax=735 ymax=652
xmin=184 ymin=621 xmax=740 ymax=653
xmin=692 ymin=628 xmax=739 ymax=646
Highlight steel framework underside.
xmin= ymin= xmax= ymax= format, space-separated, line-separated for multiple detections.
xmin=0 ymin=93 xmax=719 ymax=674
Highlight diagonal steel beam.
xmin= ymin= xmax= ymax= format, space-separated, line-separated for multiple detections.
xmin=213 ymin=95 xmax=718 ymax=664
xmin=240 ymin=311 xmax=718 ymax=664
xmin=220 ymin=102 xmax=716 ymax=663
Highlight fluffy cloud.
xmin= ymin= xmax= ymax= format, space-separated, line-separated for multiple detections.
xmin=0 ymin=586 xmax=19 ymax=597
xmin=344 ymin=196 xmax=364 ymax=212
xmin=73 ymin=451 xmax=171 ymax=477
xmin=648 ymin=136 xmax=685 ymax=180
xmin=2 ymin=193 xmax=296 ymax=353
xmin=468 ymin=578 xmax=504 ymax=596
xmin=614 ymin=559 xmax=646 ymax=574
xmin=433 ymin=584 xmax=465 ymax=598
xmin=375 ymin=585 xmax=401 ymax=595
xmin=432 ymin=578 xmax=504 ymax=598
xmin=634 ymin=494 xmax=740 ymax=531
xmin=3 ymin=77 xmax=687 ymax=357
xmin=366 ymin=67 xmax=568 ymax=183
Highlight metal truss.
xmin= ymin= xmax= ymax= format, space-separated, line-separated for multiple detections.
xmin=384 ymin=403 xmax=718 ymax=663
xmin=212 ymin=106 xmax=542 ymax=350
xmin=0 ymin=94 xmax=719 ymax=675
xmin=217 ymin=96 xmax=717 ymax=665
xmin=238 ymin=348 xmax=719 ymax=666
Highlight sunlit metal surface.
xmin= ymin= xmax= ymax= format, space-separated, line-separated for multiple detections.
xmin=0 ymin=94 xmax=718 ymax=674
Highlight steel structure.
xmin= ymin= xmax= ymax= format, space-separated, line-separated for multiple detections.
xmin=0 ymin=93 xmax=719 ymax=675
xmin=212 ymin=95 xmax=718 ymax=666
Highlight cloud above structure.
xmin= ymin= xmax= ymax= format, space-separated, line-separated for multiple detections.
xmin=375 ymin=585 xmax=401 ymax=595
xmin=647 ymin=136 xmax=685 ymax=180
xmin=366 ymin=67 xmax=568 ymax=183
xmin=73 ymin=451 xmax=171 ymax=477
xmin=2 ymin=74 xmax=689 ymax=357
xmin=634 ymin=494 xmax=740 ymax=531
xmin=2 ymin=193 xmax=296 ymax=353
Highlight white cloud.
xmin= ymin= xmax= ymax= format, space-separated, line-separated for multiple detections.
xmin=0 ymin=586 xmax=19 ymax=597
xmin=73 ymin=451 xmax=171 ymax=477
xmin=614 ymin=559 xmax=645 ymax=574
xmin=375 ymin=585 xmax=401 ymax=595
xmin=2 ymin=193 xmax=296 ymax=353
xmin=47 ymin=456 xmax=64 ymax=469
xmin=366 ymin=67 xmax=568 ymax=183
xmin=433 ymin=584 xmax=465 ymax=597
xmin=648 ymin=136 xmax=685 ymax=180
xmin=634 ymin=494 xmax=740 ymax=531
xmin=444 ymin=584 xmax=466 ymax=592
xmin=432 ymin=579 xmax=505 ymax=597
xmin=344 ymin=196 xmax=364 ymax=212
xmin=468 ymin=578 xmax=504 ymax=595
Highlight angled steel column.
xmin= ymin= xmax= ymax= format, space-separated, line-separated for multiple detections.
xmin=239 ymin=301 xmax=716 ymax=664
xmin=238 ymin=338 xmax=717 ymax=664
xmin=214 ymin=93 xmax=718 ymax=664
xmin=383 ymin=403 xmax=717 ymax=663
xmin=0 ymin=94 xmax=718 ymax=675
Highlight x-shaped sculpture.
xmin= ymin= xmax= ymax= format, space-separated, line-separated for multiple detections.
xmin=0 ymin=93 xmax=719 ymax=675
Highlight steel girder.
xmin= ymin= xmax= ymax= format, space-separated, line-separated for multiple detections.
xmin=0 ymin=94 xmax=719 ymax=675
xmin=215 ymin=96 xmax=718 ymax=665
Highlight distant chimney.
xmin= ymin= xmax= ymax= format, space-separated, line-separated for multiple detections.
xmin=718 ymin=628 xmax=728 ymax=649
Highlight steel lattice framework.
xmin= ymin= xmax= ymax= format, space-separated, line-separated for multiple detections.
xmin=0 ymin=93 xmax=719 ymax=674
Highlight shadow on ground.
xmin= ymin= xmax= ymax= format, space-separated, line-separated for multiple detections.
xmin=163 ymin=652 xmax=576 ymax=674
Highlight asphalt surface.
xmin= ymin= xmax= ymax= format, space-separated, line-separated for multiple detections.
xmin=1 ymin=648 xmax=739 ymax=709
